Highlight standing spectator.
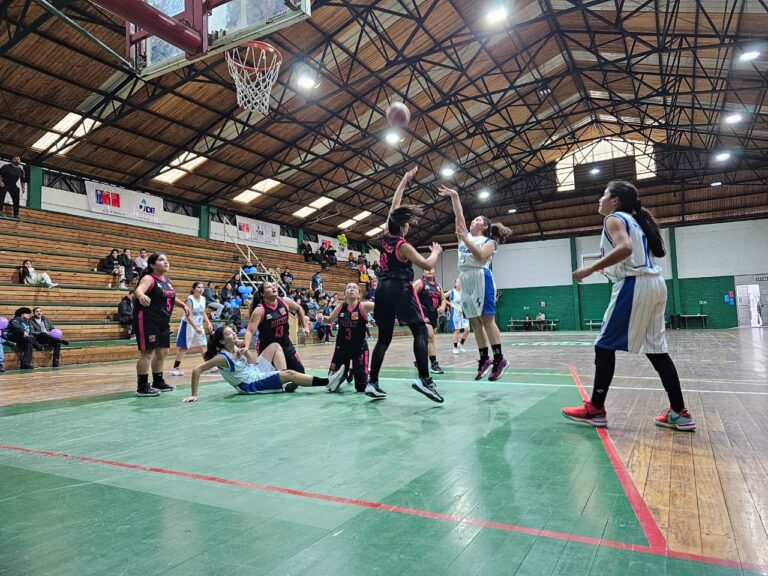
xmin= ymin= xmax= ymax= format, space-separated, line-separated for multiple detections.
xmin=6 ymin=307 xmax=34 ymax=369
xmin=119 ymin=248 xmax=135 ymax=285
xmin=0 ymin=155 xmax=26 ymax=219
xmin=280 ymin=267 xmax=294 ymax=291
xmin=311 ymin=270 xmax=323 ymax=299
xmin=29 ymin=306 xmax=68 ymax=367
xmin=100 ymin=248 xmax=127 ymax=289
xmin=118 ymin=290 xmax=135 ymax=338
xmin=134 ymin=248 xmax=149 ymax=276
xmin=203 ymin=281 xmax=224 ymax=320
xmin=535 ymin=310 xmax=546 ymax=331
xmin=18 ymin=259 xmax=58 ymax=288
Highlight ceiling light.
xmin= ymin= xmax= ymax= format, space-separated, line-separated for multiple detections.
xmin=309 ymin=196 xmax=333 ymax=209
xmin=440 ymin=166 xmax=455 ymax=178
xmin=478 ymin=190 xmax=490 ymax=200
xmin=715 ymin=152 xmax=731 ymax=162
xmin=724 ymin=113 xmax=742 ymax=124
xmin=365 ymin=226 xmax=384 ymax=237
xmin=338 ymin=219 xmax=356 ymax=229
xmin=385 ymin=131 xmax=402 ymax=145
xmin=710 ymin=182 xmax=722 ymax=187
xmin=353 ymin=210 xmax=371 ymax=221
xmin=740 ymin=50 xmax=760 ymax=62
xmin=590 ymin=168 xmax=600 ymax=175
xmin=508 ymin=208 xmax=517 ymax=214
xmin=486 ymin=6 xmax=508 ymax=24
xmin=293 ymin=206 xmax=317 ymax=219
xmin=296 ymin=73 xmax=318 ymax=90
xmin=233 ymin=190 xmax=262 ymax=203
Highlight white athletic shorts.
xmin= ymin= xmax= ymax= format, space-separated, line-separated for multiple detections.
xmin=595 ymin=274 xmax=668 ymax=354
xmin=458 ymin=267 xmax=496 ymax=319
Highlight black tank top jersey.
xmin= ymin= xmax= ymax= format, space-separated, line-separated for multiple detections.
xmin=417 ymin=279 xmax=443 ymax=314
xmin=257 ymin=297 xmax=291 ymax=348
xmin=379 ymin=232 xmax=413 ymax=282
xmin=335 ymin=302 xmax=368 ymax=352
xmin=137 ymin=274 xmax=176 ymax=321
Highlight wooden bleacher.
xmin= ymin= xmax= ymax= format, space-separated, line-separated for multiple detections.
xmin=0 ymin=207 xmax=362 ymax=370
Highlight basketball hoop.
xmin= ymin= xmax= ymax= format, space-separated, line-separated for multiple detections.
xmin=226 ymin=40 xmax=282 ymax=115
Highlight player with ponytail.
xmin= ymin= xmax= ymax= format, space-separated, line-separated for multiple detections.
xmin=562 ymin=180 xmax=695 ymax=431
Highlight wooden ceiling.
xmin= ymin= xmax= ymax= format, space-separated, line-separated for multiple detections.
xmin=1 ymin=0 xmax=767 ymax=246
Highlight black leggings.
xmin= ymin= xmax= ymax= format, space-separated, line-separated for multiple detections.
xmin=0 ymin=186 xmax=20 ymax=217
xmin=591 ymin=346 xmax=685 ymax=411
xmin=370 ymin=321 xmax=429 ymax=382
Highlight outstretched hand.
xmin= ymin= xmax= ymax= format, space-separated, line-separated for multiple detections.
xmin=431 ymin=242 xmax=443 ymax=255
xmin=182 ymin=396 xmax=197 ymax=403
xmin=438 ymin=185 xmax=458 ymax=197
xmin=402 ymin=166 xmax=418 ymax=185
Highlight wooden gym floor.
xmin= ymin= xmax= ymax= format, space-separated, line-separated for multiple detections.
xmin=0 ymin=330 xmax=766 ymax=575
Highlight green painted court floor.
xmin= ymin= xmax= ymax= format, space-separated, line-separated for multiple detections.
xmin=0 ymin=367 xmax=763 ymax=575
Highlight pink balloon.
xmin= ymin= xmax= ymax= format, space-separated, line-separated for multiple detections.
xmin=0 ymin=317 xmax=8 ymax=330
xmin=49 ymin=328 xmax=63 ymax=340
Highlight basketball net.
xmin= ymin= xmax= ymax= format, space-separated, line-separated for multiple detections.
xmin=226 ymin=41 xmax=282 ymax=116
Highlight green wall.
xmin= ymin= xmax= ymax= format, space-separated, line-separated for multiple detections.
xmin=497 ymin=285 xmax=577 ymax=331
xmin=678 ymin=276 xmax=738 ymax=328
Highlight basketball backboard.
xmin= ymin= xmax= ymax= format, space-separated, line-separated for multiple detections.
xmin=133 ymin=0 xmax=311 ymax=78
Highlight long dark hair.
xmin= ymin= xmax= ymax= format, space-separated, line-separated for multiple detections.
xmin=204 ymin=326 xmax=227 ymax=361
xmin=18 ymin=259 xmax=32 ymax=284
xmin=140 ymin=253 xmax=167 ymax=279
xmin=606 ymin=180 xmax=665 ymax=257
xmin=477 ymin=216 xmax=512 ymax=244
xmin=249 ymin=282 xmax=268 ymax=313
xmin=387 ymin=205 xmax=423 ymax=235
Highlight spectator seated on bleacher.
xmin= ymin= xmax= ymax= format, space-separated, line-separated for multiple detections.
xmin=314 ymin=319 xmax=333 ymax=343
xmin=29 ymin=306 xmax=68 ymax=367
xmin=280 ymin=267 xmax=294 ymax=291
xmin=18 ymin=259 xmax=58 ymax=288
xmin=347 ymin=253 xmax=358 ymax=269
xmin=6 ymin=307 xmax=34 ymax=370
xmin=325 ymin=245 xmax=338 ymax=267
xmin=523 ymin=314 xmax=532 ymax=331
xmin=118 ymin=291 xmax=135 ymax=338
xmin=203 ymin=281 xmax=224 ymax=320
xmin=99 ymin=248 xmax=127 ymax=289
xmin=535 ymin=310 xmax=546 ymax=331
xmin=119 ymin=248 xmax=135 ymax=285
xmin=0 ymin=325 xmax=5 ymax=372
xmin=300 ymin=242 xmax=314 ymax=263
xmin=134 ymin=248 xmax=148 ymax=277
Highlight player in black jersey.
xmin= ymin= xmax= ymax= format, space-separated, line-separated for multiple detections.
xmin=133 ymin=253 xmax=190 ymax=397
xmin=368 ymin=166 xmax=444 ymax=403
xmin=242 ymin=281 xmax=309 ymax=372
xmin=318 ymin=282 xmax=374 ymax=393
xmin=413 ymin=268 xmax=447 ymax=374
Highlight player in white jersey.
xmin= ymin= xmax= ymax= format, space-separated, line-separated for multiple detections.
xmin=439 ymin=185 xmax=512 ymax=381
xmin=562 ymin=180 xmax=695 ymax=430
xmin=182 ymin=326 xmax=332 ymax=402
xmin=444 ymin=280 xmax=470 ymax=354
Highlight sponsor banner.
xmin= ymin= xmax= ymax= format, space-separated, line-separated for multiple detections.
xmin=235 ymin=215 xmax=281 ymax=246
xmin=85 ymin=180 xmax=163 ymax=223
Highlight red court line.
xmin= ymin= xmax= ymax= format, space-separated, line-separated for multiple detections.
xmin=568 ymin=364 xmax=668 ymax=553
xmin=0 ymin=443 xmax=765 ymax=574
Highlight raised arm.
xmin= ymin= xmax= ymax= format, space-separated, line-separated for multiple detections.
xmin=438 ymin=185 xmax=467 ymax=232
xmin=399 ymin=242 xmax=442 ymax=271
xmin=387 ymin=166 xmax=418 ymax=224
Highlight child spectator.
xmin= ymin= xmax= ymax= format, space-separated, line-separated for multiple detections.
xmin=118 ymin=290 xmax=135 ymax=338
xmin=18 ymin=259 xmax=58 ymax=288
xmin=100 ymin=248 xmax=127 ymax=289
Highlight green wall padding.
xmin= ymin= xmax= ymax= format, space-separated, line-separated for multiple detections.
xmin=678 ymin=276 xmax=737 ymax=328
xmin=497 ymin=285 xmax=577 ymax=331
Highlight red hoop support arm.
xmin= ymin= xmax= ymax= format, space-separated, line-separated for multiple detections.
xmin=89 ymin=0 xmax=206 ymax=56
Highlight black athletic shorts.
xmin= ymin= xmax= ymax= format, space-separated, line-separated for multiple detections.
xmin=134 ymin=312 xmax=171 ymax=351
xmin=425 ymin=310 xmax=438 ymax=328
xmin=373 ymin=278 xmax=428 ymax=327
xmin=329 ymin=343 xmax=369 ymax=392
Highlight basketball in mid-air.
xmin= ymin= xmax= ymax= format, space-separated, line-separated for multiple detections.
xmin=386 ymin=102 xmax=411 ymax=128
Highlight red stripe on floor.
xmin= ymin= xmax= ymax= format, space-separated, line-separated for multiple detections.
xmin=568 ymin=364 xmax=668 ymax=553
xmin=0 ymin=443 xmax=765 ymax=573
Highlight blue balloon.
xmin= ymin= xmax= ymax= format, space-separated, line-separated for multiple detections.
xmin=235 ymin=297 xmax=243 ymax=306
xmin=246 ymin=286 xmax=254 ymax=293
xmin=238 ymin=285 xmax=247 ymax=294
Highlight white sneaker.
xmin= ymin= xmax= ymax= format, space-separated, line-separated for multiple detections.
xmin=47 ymin=283 xmax=59 ymax=289
xmin=170 ymin=368 xmax=184 ymax=376
xmin=459 ymin=346 xmax=467 ymax=354
xmin=119 ymin=282 xmax=127 ymax=290
xmin=327 ymin=366 xmax=346 ymax=392
xmin=364 ymin=382 xmax=387 ymax=399
xmin=453 ymin=348 xmax=460 ymax=355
